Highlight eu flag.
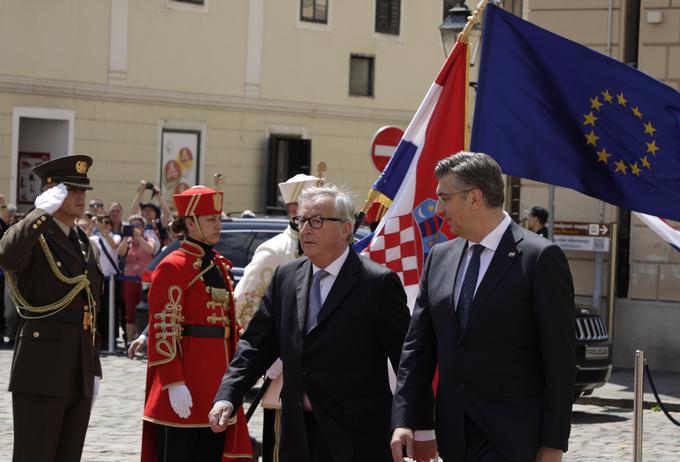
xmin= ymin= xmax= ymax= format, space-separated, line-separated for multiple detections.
xmin=470 ymin=5 xmax=680 ymax=221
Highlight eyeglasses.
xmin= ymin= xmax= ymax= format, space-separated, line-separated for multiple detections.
xmin=292 ymin=215 xmax=344 ymax=230
xmin=438 ymin=188 xmax=475 ymax=201
xmin=90 ymin=203 xmax=104 ymax=208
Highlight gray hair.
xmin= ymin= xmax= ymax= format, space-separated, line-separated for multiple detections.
xmin=434 ymin=151 xmax=505 ymax=209
xmin=298 ymin=184 xmax=355 ymax=223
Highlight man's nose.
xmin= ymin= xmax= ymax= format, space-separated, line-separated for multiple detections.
xmin=435 ymin=199 xmax=444 ymax=215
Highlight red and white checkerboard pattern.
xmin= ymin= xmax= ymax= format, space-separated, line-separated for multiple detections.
xmin=361 ymin=214 xmax=420 ymax=286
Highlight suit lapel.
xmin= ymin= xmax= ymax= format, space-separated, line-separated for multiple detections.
xmin=445 ymin=239 xmax=467 ymax=337
xmin=296 ymin=259 xmax=313 ymax=335
xmin=460 ymin=222 xmax=523 ymax=341
xmin=313 ymin=249 xmax=360 ymax=331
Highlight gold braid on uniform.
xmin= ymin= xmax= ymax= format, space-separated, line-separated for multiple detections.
xmin=5 ymin=235 xmax=98 ymax=345
xmin=150 ymin=284 xmax=184 ymax=367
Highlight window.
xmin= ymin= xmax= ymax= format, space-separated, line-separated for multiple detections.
xmin=266 ymin=136 xmax=311 ymax=214
xmin=443 ymin=0 xmax=457 ymax=21
xmin=349 ymin=55 xmax=375 ymax=97
xmin=502 ymin=0 xmax=523 ymax=16
xmin=301 ymin=0 xmax=328 ymax=24
xmin=174 ymin=0 xmax=204 ymax=4
xmin=375 ymin=0 xmax=400 ymax=35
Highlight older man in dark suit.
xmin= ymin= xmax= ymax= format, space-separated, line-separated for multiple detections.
xmin=209 ymin=184 xmax=411 ymax=462
xmin=0 ymin=155 xmax=103 ymax=462
xmin=391 ymin=152 xmax=575 ymax=462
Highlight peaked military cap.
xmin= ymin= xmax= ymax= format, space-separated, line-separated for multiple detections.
xmin=32 ymin=155 xmax=94 ymax=190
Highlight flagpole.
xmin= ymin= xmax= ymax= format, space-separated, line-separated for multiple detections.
xmin=355 ymin=0 xmax=490 ymax=228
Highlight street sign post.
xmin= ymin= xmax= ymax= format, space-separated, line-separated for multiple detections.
xmin=370 ymin=126 xmax=404 ymax=172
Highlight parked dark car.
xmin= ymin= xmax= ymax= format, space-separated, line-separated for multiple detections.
xmin=573 ymin=303 xmax=613 ymax=401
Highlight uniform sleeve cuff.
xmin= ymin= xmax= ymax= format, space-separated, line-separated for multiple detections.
xmin=414 ymin=430 xmax=436 ymax=441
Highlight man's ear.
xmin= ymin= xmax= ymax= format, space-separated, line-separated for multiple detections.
xmin=469 ymin=188 xmax=484 ymax=210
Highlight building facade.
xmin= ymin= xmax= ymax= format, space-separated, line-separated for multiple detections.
xmin=0 ymin=0 xmax=678 ymax=369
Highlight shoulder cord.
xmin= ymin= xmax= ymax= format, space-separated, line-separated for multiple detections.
xmin=6 ymin=236 xmax=96 ymax=332
xmin=185 ymin=261 xmax=215 ymax=290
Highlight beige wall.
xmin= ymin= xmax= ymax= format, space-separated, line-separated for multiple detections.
xmin=0 ymin=1 xmax=110 ymax=83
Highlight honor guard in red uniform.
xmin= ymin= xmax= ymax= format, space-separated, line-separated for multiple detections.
xmin=141 ymin=186 xmax=252 ymax=462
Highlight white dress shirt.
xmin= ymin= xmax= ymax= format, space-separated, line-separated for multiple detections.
xmin=453 ymin=212 xmax=512 ymax=309
xmin=311 ymin=245 xmax=350 ymax=306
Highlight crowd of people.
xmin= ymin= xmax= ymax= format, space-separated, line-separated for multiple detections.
xmin=0 ymin=152 xmax=572 ymax=462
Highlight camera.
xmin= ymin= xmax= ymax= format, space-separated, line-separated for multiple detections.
xmin=122 ymin=224 xmax=134 ymax=237
xmin=145 ymin=182 xmax=155 ymax=190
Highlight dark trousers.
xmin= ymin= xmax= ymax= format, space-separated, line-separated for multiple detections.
xmin=463 ymin=414 xmax=531 ymax=462
xmin=12 ymin=392 xmax=92 ymax=462
xmin=304 ymin=411 xmax=334 ymax=462
xmin=154 ymin=423 xmax=225 ymax=462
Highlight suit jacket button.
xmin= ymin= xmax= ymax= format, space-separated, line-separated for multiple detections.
xmin=32 ymin=331 xmax=40 ymax=338
xmin=458 ymin=383 xmax=465 ymax=390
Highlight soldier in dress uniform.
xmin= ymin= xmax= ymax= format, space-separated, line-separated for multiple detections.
xmin=141 ymin=185 xmax=252 ymax=462
xmin=0 ymin=155 xmax=104 ymax=462
xmin=234 ymin=173 xmax=321 ymax=462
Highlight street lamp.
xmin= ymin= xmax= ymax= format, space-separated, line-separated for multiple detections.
xmin=439 ymin=1 xmax=472 ymax=57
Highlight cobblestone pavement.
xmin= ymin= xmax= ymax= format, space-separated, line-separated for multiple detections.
xmin=1 ymin=350 xmax=679 ymax=461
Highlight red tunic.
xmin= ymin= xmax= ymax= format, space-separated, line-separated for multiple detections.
xmin=141 ymin=240 xmax=252 ymax=461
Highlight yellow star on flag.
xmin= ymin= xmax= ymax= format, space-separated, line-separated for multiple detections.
xmin=615 ymin=159 xmax=628 ymax=175
xmin=585 ymin=130 xmax=599 ymax=146
xmin=583 ymin=111 xmax=598 ymax=126
xmin=632 ymin=107 xmax=643 ymax=119
xmin=644 ymin=121 xmax=656 ymax=136
xmin=630 ymin=162 xmax=641 ymax=176
xmin=596 ymin=148 xmax=611 ymax=164
xmin=641 ymin=156 xmax=651 ymax=170
xmin=602 ymin=89 xmax=613 ymax=103
xmin=590 ymin=97 xmax=603 ymax=111
xmin=646 ymin=140 xmax=659 ymax=155
xmin=427 ymin=204 xmax=434 ymax=212
xmin=617 ymin=93 xmax=627 ymax=106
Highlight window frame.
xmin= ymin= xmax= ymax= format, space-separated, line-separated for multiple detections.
xmin=349 ymin=54 xmax=375 ymax=98
xmin=300 ymin=0 xmax=329 ymax=24
xmin=374 ymin=0 xmax=401 ymax=36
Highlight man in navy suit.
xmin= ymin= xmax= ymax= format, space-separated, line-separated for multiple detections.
xmin=391 ymin=152 xmax=575 ymax=462
xmin=210 ymin=184 xmax=410 ymax=462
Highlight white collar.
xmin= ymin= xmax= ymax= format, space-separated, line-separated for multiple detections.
xmin=467 ymin=211 xmax=511 ymax=252
xmin=312 ymin=246 xmax=350 ymax=278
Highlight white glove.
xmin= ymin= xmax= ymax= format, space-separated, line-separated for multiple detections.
xmin=92 ymin=376 xmax=101 ymax=409
xmin=266 ymin=358 xmax=283 ymax=380
xmin=34 ymin=183 xmax=68 ymax=215
xmin=168 ymin=384 xmax=193 ymax=419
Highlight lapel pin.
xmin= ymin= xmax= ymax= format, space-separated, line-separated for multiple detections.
xmin=508 ymin=251 xmax=516 ymax=257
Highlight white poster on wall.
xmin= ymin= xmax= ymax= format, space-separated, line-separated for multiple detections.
xmin=160 ymin=129 xmax=200 ymax=208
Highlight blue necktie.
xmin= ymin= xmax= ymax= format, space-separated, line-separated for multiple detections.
xmin=306 ymin=269 xmax=329 ymax=333
xmin=457 ymin=244 xmax=484 ymax=329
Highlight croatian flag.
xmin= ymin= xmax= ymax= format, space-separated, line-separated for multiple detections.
xmin=633 ymin=212 xmax=680 ymax=252
xmin=354 ymin=41 xmax=469 ymax=308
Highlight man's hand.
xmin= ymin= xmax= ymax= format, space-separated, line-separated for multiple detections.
xmin=266 ymin=358 xmax=283 ymax=380
xmin=168 ymin=384 xmax=193 ymax=419
xmin=413 ymin=438 xmax=437 ymax=462
xmin=208 ymin=400 xmax=233 ymax=433
xmin=390 ymin=427 xmax=414 ymax=462
xmin=535 ymin=447 xmax=563 ymax=462
xmin=127 ymin=334 xmax=147 ymax=359
xmin=34 ymin=183 xmax=68 ymax=215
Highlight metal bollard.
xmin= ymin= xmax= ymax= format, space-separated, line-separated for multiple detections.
xmin=633 ymin=349 xmax=645 ymax=462
xmin=107 ymin=277 xmax=116 ymax=353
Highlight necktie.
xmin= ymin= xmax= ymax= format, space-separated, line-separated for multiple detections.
xmin=68 ymin=228 xmax=83 ymax=255
xmin=457 ymin=244 xmax=484 ymax=329
xmin=306 ymin=269 xmax=329 ymax=333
